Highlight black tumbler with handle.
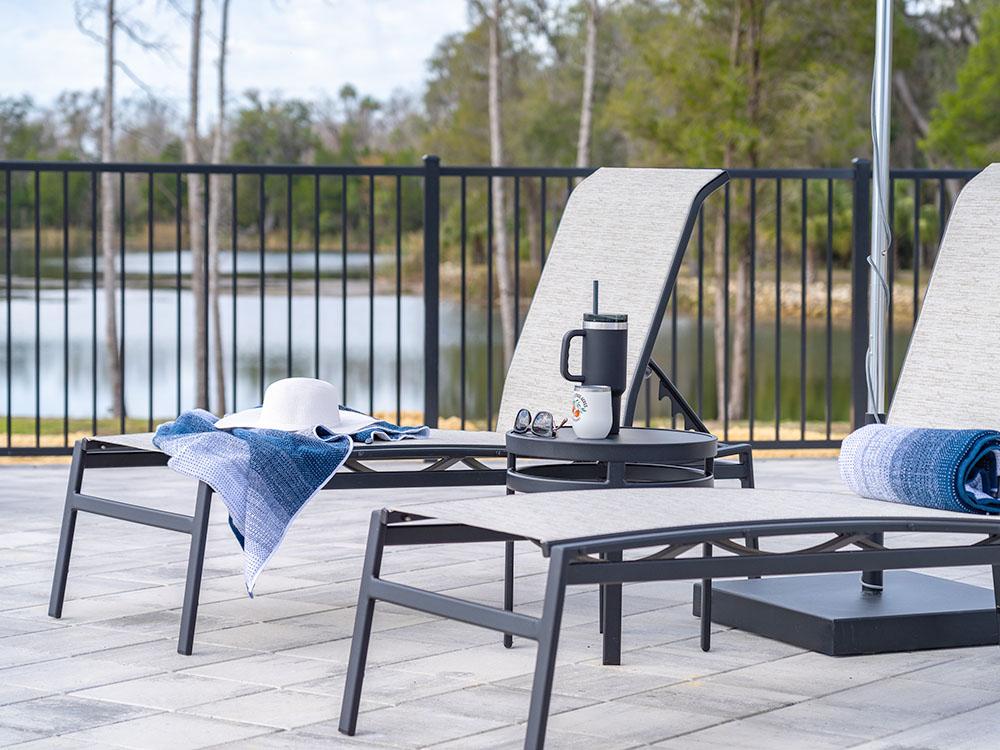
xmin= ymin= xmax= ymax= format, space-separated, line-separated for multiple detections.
xmin=560 ymin=312 xmax=628 ymax=434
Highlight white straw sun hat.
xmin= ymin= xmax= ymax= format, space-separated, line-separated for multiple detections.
xmin=214 ymin=378 xmax=379 ymax=433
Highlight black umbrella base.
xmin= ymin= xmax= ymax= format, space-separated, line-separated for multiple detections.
xmin=693 ymin=571 xmax=999 ymax=656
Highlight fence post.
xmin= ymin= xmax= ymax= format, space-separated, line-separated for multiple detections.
xmin=422 ymin=155 xmax=441 ymax=428
xmin=850 ymin=158 xmax=872 ymax=431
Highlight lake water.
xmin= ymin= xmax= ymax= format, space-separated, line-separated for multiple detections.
xmin=3 ymin=279 xmax=911 ymax=429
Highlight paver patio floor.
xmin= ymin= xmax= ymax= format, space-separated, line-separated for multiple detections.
xmin=1 ymin=457 xmax=998 ymax=748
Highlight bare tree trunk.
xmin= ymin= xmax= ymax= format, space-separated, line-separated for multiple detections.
xmin=186 ymin=0 xmax=207 ymax=409
xmin=713 ymin=2 xmax=742 ymax=421
xmin=488 ymin=0 xmax=516 ymax=365
xmin=726 ymin=0 xmax=765 ymax=421
xmin=576 ymin=0 xmax=599 ymax=168
xmin=207 ymin=0 xmax=229 ymax=414
xmin=101 ymin=0 xmax=124 ymax=424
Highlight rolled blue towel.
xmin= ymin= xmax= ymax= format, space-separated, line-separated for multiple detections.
xmin=839 ymin=424 xmax=1000 ymax=514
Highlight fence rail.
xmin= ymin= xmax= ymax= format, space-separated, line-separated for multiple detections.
xmin=0 ymin=157 xmax=980 ymax=455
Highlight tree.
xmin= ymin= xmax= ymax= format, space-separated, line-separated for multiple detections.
xmin=924 ymin=3 xmax=1000 ymax=167
xmin=184 ymin=0 xmax=207 ymax=409
xmin=608 ymin=0 xmax=874 ymax=422
xmin=481 ymin=0 xmax=517 ymax=366
xmin=76 ymin=0 xmax=166 ymax=424
xmin=207 ymin=0 xmax=231 ymax=414
xmin=75 ymin=1 xmax=125 ymax=423
xmin=576 ymin=0 xmax=600 ymax=167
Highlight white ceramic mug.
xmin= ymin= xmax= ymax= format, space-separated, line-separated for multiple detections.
xmin=571 ymin=385 xmax=613 ymax=439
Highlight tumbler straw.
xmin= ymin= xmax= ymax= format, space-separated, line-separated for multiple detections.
xmin=593 ymin=279 xmax=599 ymax=315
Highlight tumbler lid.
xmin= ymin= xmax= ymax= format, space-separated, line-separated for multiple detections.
xmin=583 ymin=313 xmax=627 ymax=329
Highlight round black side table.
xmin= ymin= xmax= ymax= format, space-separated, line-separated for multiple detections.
xmin=502 ymin=426 xmax=717 ymax=664
xmin=505 ymin=426 xmax=716 ymax=493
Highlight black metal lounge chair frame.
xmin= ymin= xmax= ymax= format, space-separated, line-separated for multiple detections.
xmin=48 ymin=171 xmax=754 ymax=656
xmin=339 ymin=508 xmax=1000 ymax=749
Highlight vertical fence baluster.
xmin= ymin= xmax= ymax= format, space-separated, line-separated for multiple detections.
xmin=422 ymin=156 xmax=440 ymax=428
xmin=749 ymin=178 xmax=756 ymax=443
xmin=395 ymin=175 xmax=402 ymax=424
xmin=204 ymin=174 xmax=210 ymax=403
xmin=63 ymin=172 xmax=70 ymax=445
xmin=540 ymin=176 xmax=547 ymax=268
xmin=35 ymin=171 xmax=41 ymax=446
xmin=287 ymin=173 xmax=293 ymax=378
xmin=913 ymin=177 xmax=921 ymax=326
xmin=314 ymin=174 xmax=320 ymax=380
xmin=697 ymin=208 xmax=704 ymax=416
xmin=147 ymin=172 xmax=154 ymax=431
xmin=368 ymin=174 xmax=375 ymax=414
xmin=938 ymin=178 xmax=946 ymax=259
xmin=800 ymin=178 xmax=807 ymax=441
xmin=723 ymin=183 xmax=730 ymax=440
xmin=341 ymin=173 xmax=348 ymax=404
xmin=5 ymin=170 xmax=12 ymax=448
xmin=775 ymin=177 xmax=782 ymax=442
xmin=175 ymin=173 xmax=182 ymax=415
xmin=119 ymin=171 xmax=125 ymax=434
xmin=514 ymin=176 xmax=520 ymax=337
xmin=259 ymin=173 xmax=266 ymax=401
xmin=486 ymin=177 xmax=494 ymax=430
xmin=887 ymin=178 xmax=895 ymax=396
xmin=825 ymin=178 xmax=833 ymax=440
xmin=232 ymin=173 xmax=238 ymax=411
xmin=671 ymin=277 xmax=678 ymax=430
xmin=460 ymin=176 xmax=467 ymax=429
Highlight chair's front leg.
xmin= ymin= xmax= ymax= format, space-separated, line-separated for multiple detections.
xmin=525 ymin=548 xmax=569 ymax=750
xmin=992 ymin=565 xmax=1000 ymax=646
xmin=503 ymin=539 xmax=515 ymax=648
xmin=49 ymin=442 xmax=85 ymax=619
xmin=503 ymin=472 xmax=516 ymax=649
xmin=339 ymin=511 xmax=388 ymax=737
xmin=177 ymin=481 xmax=213 ymax=655
xmin=602 ymin=550 xmax=622 ymax=665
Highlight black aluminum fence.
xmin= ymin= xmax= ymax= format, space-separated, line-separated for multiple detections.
xmin=0 ymin=157 xmax=979 ymax=455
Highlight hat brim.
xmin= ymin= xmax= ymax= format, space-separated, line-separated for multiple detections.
xmin=214 ymin=407 xmax=380 ymax=434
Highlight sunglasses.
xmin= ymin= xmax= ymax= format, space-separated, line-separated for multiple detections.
xmin=512 ymin=409 xmax=568 ymax=438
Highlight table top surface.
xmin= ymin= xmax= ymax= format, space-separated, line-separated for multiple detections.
xmin=505 ymin=426 xmax=717 ymax=462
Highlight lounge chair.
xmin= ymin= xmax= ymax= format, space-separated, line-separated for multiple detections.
xmin=338 ymin=162 xmax=1000 ymax=747
xmin=339 ymin=491 xmax=1000 ymax=749
xmin=48 ymin=167 xmax=753 ymax=655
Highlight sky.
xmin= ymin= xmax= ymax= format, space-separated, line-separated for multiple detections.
xmin=0 ymin=0 xmax=470 ymax=122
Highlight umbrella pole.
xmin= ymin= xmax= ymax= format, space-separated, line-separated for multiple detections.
xmin=867 ymin=0 xmax=893 ymax=423
xmin=862 ymin=0 xmax=894 ymax=594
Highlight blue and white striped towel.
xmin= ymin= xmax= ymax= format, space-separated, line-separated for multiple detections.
xmin=153 ymin=409 xmax=428 ymax=595
xmin=839 ymin=424 xmax=1000 ymax=514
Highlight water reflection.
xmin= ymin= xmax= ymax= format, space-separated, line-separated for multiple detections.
xmin=1 ymin=284 xmax=905 ymax=427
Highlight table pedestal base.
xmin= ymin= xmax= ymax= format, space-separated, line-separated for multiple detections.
xmin=692 ymin=571 xmax=998 ymax=656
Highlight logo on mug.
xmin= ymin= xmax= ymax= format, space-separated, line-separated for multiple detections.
xmin=571 ymin=392 xmax=588 ymax=420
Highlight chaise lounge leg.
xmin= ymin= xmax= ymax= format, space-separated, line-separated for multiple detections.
xmin=503 ymin=539 xmax=515 ymax=648
xmin=700 ymin=543 xmax=713 ymax=652
xmin=525 ymin=548 xmax=568 ymax=750
xmin=48 ymin=442 xmax=84 ymax=619
xmin=602 ymin=551 xmax=622 ymax=665
xmin=177 ymin=481 xmax=213 ymax=655
xmin=339 ymin=511 xmax=387 ymax=737
xmin=992 ymin=565 xmax=1000 ymax=645
xmin=739 ymin=447 xmax=755 ymax=488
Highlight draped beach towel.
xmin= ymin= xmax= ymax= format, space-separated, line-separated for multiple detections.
xmin=153 ymin=409 xmax=429 ymax=594
xmin=839 ymin=424 xmax=1000 ymax=514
